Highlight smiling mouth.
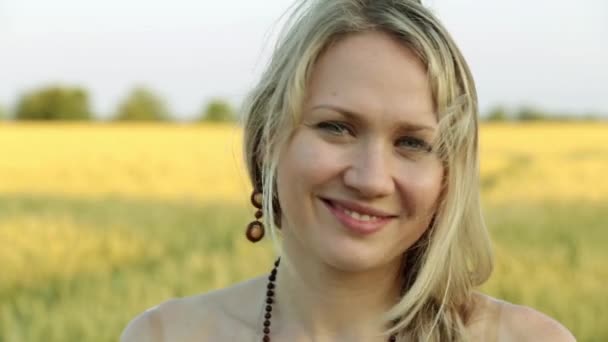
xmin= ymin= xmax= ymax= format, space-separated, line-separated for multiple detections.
xmin=320 ymin=198 xmax=395 ymax=235
xmin=321 ymin=198 xmax=396 ymax=221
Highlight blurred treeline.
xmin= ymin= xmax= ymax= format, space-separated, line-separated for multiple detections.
xmin=0 ymin=84 xmax=605 ymax=122
xmin=484 ymin=105 xmax=605 ymax=122
xmin=0 ymin=85 xmax=236 ymax=123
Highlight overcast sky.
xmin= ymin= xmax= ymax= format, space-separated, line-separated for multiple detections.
xmin=1 ymin=0 xmax=606 ymax=120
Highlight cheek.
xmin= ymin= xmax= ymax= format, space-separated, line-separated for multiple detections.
xmin=278 ymin=131 xmax=344 ymax=187
xmin=276 ymin=131 xmax=345 ymax=223
xmin=397 ymin=159 xmax=444 ymax=217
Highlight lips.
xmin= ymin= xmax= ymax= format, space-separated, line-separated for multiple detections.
xmin=320 ymin=198 xmax=396 ymax=235
xmin=321 ymin=198 xmax=397 ymax=218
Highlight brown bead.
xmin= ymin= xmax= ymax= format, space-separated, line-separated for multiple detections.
xmin=263 ymin=335 xmax=270 ymax=342
xmin=246 ymin=221 xmax=265 ymax=242
xmin=251 ymin=191 xmax=263 ymax=209
xmin=255 ymin=210 xmax=263 ymax=219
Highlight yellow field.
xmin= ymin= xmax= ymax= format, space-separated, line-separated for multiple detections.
xmin=479 ymin=122 xmax=608 ymax=203
xmin=0 ymin=122 xmax=606 ymax=342
xmin=0 ymin=122 xmax=248 ymax=202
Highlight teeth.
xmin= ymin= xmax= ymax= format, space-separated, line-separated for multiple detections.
xmin=342 ymin=208 xmax=380 ymax=221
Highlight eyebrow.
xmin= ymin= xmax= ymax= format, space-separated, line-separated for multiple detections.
xmin=310 ymin=104 xmax=437 ymax=132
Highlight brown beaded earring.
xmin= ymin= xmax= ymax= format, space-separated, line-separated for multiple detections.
xmin=246 ymin=190 xmax=265 ymax=242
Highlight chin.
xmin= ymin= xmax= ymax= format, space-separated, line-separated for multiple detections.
xmin=316 ymin=238 xmax=391 ymax=273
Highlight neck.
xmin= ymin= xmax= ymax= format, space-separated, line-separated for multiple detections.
xmin=271 ymin=251 xmax=404 ymax=340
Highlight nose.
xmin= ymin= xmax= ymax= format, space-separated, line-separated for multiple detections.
xmin=343 ymin=141 xmax=395 ymax=198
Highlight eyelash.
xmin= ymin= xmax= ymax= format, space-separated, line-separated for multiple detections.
xmin=315 ymin=121 xmax=432 ymax=153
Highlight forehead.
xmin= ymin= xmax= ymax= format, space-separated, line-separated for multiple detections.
xmin=305 ymin=31 xmax=435 ymax=126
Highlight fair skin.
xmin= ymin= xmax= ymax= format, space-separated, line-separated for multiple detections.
xmin=121 ymin=32 xmax=576 ymax=342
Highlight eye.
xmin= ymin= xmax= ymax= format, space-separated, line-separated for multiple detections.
xmin=316 ymin=121 xmax=354 ymax=136
xmin=396 ymin=136 xmax=432 ymax=152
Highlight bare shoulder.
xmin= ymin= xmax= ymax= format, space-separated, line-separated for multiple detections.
xmin=497 ymin=300 xmax=576 ymax=342
xmin=120 ymin=276 xmax=266 ymax=342
xmin=466 ymin=292 xmax=575 ymax=342
xmin=120 ymin=303 xmax=165 ymax=342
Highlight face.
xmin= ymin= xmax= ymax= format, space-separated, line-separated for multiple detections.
xmin=276 ymin=31 xmax=444 ymax=272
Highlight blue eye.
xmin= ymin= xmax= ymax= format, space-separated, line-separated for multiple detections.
xmin=397 ymin=137 xmax=432 ymax=152
xmin=316 ymin=121 xmax=353 ymax=135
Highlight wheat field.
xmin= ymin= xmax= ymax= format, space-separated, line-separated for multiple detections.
xmin=0 ymin=122 xmax=606 ymax=342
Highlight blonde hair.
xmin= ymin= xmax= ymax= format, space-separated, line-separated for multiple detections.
xmin=242 ymin=0 xmax=493 ymax=340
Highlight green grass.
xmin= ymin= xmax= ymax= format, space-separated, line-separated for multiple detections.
xmin=0 ymin=194 xmax=605 ymax=341
xmin=481 ymin=202 xmax=607 ymax=341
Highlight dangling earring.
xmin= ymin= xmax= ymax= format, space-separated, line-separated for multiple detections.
xmin=246 ymin=190 xmax=265 ymax=242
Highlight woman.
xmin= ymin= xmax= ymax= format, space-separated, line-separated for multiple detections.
xmin=121 ymin=0 xmax=575 ymax=341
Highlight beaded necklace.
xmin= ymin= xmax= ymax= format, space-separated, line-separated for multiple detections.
xmin=260 ymin=258 xmax=398 ymax=342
